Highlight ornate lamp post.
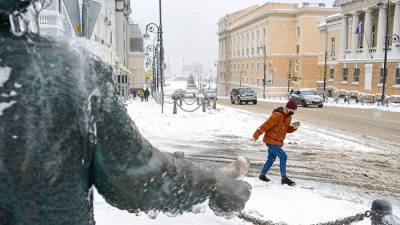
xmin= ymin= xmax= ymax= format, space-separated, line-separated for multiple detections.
xmin=288 ymin=59 xmax=299 ymax=99
xmin=380 ymin=0 xmax=400 ymax=106
xmin=259 ymin=45 xmax=267 ymax=99
xmin=143 ymin=0 xmax=165 ymax=113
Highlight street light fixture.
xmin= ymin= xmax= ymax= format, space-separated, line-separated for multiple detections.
xmin=240 ymin=70 xmax=246 ymax=87
xmin=143 ymin=0 xmax=165 ymax=113
xmin=288 ymin=59 xmax=299 ymax=99
xmin=380 ymin=0 xmax=400 ymax=106
xmin=259 ymin=45 xmax=267 ymax=99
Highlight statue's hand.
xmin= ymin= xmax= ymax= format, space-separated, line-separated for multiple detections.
xmin=209 ymin=156 xmax=252 ymax=218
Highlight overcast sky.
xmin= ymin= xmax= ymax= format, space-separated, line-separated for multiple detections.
xmin=130 ymin=0 xmax=334 ymax=75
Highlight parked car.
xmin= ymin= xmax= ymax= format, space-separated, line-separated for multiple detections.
xmin=230 ymin=87 xmax=257 ymax=105
xmin=204 ymin=89 xmax=217 ymax=100
xmin=185 ymin=87 xmax=198 ymax=98
xmin=290 ymin=89 xmax=324 ymax=108
xmin=171 ymin=89 xmax=186 ymax=99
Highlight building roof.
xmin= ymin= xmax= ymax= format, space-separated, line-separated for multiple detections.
xmin=219 ymin=2 xmax=339 ymax=32
xmin=129 ymin=24 xmax=142 ymax=39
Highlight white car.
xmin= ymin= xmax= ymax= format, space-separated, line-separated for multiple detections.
xmin=185 ymin=88 xmax=198 ymax=98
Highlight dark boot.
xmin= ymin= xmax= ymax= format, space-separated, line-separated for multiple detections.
xmin=259 ymin=174 xmax=270 ymax=182
xmin=281 ymin=176 xmax=295 ymax=186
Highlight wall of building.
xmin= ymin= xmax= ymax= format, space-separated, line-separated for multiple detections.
xmin=217 ymin=3 xmax=339 ymax=97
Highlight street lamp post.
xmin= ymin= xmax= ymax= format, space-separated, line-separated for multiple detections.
xmin=143 ymin=0 xmax=165 ymax=113
xmin=380 ymin=0 xmax=400 ymax=106
xmin=259 ymin=46 xmax=267 ymax=99
xmin=322 ymin=29 xmax=328 ymax=102
xmin=240 ymin=70 xmax=243 ymax=87
xmin=323 ymin=50 xmax=328 ymax=102
xmin=287 ymin=59 xmax=298 ymax=99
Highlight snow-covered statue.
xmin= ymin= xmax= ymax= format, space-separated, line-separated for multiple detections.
xmin=0 ymin=1 xmax=251 ymax=224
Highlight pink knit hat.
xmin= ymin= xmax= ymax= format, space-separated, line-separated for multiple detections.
xmin=286 ymin=100 xmax=298 ymax=110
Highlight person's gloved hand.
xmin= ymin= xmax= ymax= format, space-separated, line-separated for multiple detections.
xmin=209 ymin=156 xmax=252 ymax=218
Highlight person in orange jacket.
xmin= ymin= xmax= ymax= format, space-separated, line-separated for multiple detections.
xmin=253 ymin=100 xmax=300 ymax=186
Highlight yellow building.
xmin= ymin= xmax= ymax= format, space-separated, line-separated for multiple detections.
xmin=318 ymin=0 xmax=400 ymax=97
xmin=217 ymin=2 xmax=339 ymax=97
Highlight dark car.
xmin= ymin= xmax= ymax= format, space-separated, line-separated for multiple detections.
xmin=230 ymin=87 xmax=257 ymax=105
xmin=204 ymin=89 xmax=217 ymax=100
xmin=290 ymin=89 xmax=324 ymax=108
xmin=171 ymin=89 xmax=186 ymax=99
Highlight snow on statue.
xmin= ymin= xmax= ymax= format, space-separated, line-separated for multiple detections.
xmin=0 ymin=1 xmax=251 ymax=224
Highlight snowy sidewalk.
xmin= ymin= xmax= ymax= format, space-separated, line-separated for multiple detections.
xmin=95 ymin=177 xmax=383 ymax=225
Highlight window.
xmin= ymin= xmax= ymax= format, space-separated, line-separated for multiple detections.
xmin=342 ymin=68 xmax=348 ymax=81
xmin=396 ymin=68 xmax=400 ymax=85
xmin=296 ymin=45 xmax=300 ymax=54
xmin=257 ymin=63 xmax=260 ymax=70
xmin=358 ymin=33 xmax=363 ymax=49
xmin=252 ymin=48 xmax=254 ymax=55
xmin=330 ymin=38 xmax=336 ymax=56
xmin=372 ymin=25 xmax=377 ymax=47
xmin=130 ymin=38 xmax=143 ymax=52
xmin=296 ymin=27 xmax=300 ymax=36
xmin=257 ymin=30 xmax=260 ymax=39
xmin=379 ymin=68 xmax=387 ymax=84
xmin=263 ymin=28 xmax=266 ymax=38
xmin=353 ymin=68 xmax=360 ymax=82
xmin=329 ymin=68 xmax=334 ymax=80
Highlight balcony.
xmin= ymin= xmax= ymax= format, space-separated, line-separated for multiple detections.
xmin=38 ymin=9 xmax=65 ymax=36
xmin=342 ymin=47 xmax=399 ymax=61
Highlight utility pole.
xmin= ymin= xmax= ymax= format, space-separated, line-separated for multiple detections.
xmin=381 ymin=0 xmax=390 ymax=106
xmin=287 ymin=60 xmax=292 ymax=99
xmin=240 ymin=71 xmax=243 ymax=87
xmin=209 ymin=69 xmax=212 ymax=90
xmin=262 ymin=46 xmax=266 ymax=99
xmin=323 ymin=30 xmax=328 ymax=102
xmin=158 ymin=0 xmax=165 ymax=113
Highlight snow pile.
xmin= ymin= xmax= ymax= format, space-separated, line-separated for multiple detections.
xmin=95 ymin=177 xmax=399 ymax=225
xmin=257 ymin=97 xmax=400 ymax=113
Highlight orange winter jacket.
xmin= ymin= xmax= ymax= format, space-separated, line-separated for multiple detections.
xmin=253 ymin=107 xmax=297 ymax=147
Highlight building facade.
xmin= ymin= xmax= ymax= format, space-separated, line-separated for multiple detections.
xmin=217 ymin=2 xmax=339 ymax=97
xmin=128 ymin=23 xmax=145 ymax=89
xmin=39 ymin=0 xmax=136 ymax=98
xmin=318 ymin=0 xmax=400 ymax=97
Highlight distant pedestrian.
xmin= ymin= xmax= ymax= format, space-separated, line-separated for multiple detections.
xmin=144 ymin=88 xmax=150 ymax=102
xmin=139 ymin=89 xmax=144 ymax=101
xmin=132 ymin=90 xmax=137 ymax=99
xmin=253 ymin=100 xmax=300 ymax=186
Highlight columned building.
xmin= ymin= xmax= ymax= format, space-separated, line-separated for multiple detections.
xmin=318 ymin=0 xmax=400 ymax=96
xmin=217 ymin=3 xmax=339 ymax=97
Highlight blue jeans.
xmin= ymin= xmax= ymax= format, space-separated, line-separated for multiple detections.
xmin=261 ymin=144 xmax=287 ymax=177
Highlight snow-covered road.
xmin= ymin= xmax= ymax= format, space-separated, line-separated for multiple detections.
xmin=126 ymin=92 xmax=400 ymax=199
